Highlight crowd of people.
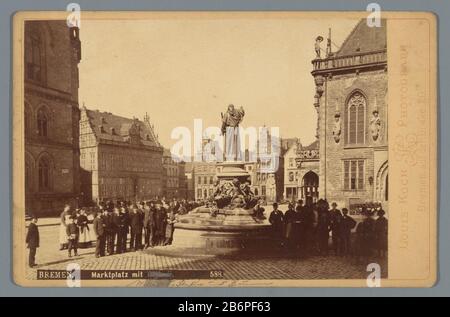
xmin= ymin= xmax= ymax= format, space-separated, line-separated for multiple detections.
xmin=25 ymin=196 xmax=388 ymax=268
xmin=267 ymin=199 xmax=388 ymax=261
xmin=57 ymin=198 xmax=201 ymax=259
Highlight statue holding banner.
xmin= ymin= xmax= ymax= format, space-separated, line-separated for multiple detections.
xmin=221 ymin=104 xmax=245 ymax=161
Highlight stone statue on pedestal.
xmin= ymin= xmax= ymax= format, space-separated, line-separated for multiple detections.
xmin=221 ymin=104 xmax=245 ymax=161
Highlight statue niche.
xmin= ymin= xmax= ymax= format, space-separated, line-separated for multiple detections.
xmin=332 ymin=112 xmax=342 ymax=143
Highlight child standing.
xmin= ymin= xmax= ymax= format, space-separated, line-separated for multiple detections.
xmin=66 ymin=216 xmax=79 ymax=257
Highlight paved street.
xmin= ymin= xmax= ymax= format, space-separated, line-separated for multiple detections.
xmin=25 ymin=219 xmax=387 ymax=281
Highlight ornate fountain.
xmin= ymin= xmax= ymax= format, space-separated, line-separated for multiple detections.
xmin=171 ymin=105 xmax=272 ymax=256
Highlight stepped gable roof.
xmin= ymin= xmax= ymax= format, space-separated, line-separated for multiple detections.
xmin=85 ymin=108 xmax=160 ymax=147
xmin=335 ymin=19 xmax=387 ymax=57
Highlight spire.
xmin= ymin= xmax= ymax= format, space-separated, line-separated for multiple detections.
xmin=142 ymin=112 xmax=160 ymax=146
xmin=143 ymin=112 xmax=150 ymax=123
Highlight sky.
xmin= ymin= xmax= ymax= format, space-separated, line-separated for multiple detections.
xmin=78 ymin=14 xmax=358 ymax=149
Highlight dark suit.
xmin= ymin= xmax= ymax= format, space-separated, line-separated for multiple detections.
xmin=26 ymin=222 xmax=39 ymax=267
xmin=283 ymin=209 xmax=297 ymax=250
xmin=330 ymin=209 xmax=343 ymax=255
xmin=143 ymin=207 xmax=155 ymax=247
xmin=374 ymin=216 xmax=388 ymax=256
xmin=317 ymin=211 xmax=331 ymax=255
xmin=103 ymin=213 xmax=115 ymax=255
xmin=269 ymin=210 xmax=284 ymax=247
xmin=341 ymin=214 xmax=356 ymax=255
xmin=116 ymin=211 xmax=129 ymax=253
xmin=154 ymin=208 xmax=167 ymax=246
xmin=93 ymin=216 xmax=106 ymax=257
xmin=129 ymin=211 xmax=143 ymax=250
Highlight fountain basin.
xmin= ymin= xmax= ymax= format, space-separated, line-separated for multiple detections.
xmin=170 ymin=206 xmax=272 ymax=256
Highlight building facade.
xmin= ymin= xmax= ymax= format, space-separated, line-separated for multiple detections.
xmin=311 ymin=19 xmax=388 ymax=212
xmin=24 ymin=21 xmax=82 ymax=215
xmin=283 ymin=139 xmax=320 ymax=204
xmin=79 ymin=108 xmax=163 ymax=203
xmin=193 ymin=162 xmax=216 ymax=200
xmin=162 ymin=149 xmax=188 ymax=199
xmin=284 ymin=141 xmax=300 ymax=200
xmin=184 ymin=162 xmax=195 ymax=200
xmin=295 ymin=140 xmax=320 ymax=205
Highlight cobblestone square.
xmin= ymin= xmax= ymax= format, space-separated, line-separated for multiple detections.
xmin=25 ymin=221 xmax=387 ymax=283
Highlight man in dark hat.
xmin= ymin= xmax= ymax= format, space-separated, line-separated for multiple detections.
xmin=355 ymin=207 xmax=376 ymax=262
xmin=375 ymin=208 xmax=388 ymax=258
xmin=317 ymin=202 xmax=331 ymax=256
xmin=283 ymin=202 xmax=296 ymax=251
xmin=340 ymin=208 xmax=356 ymax=256
xmin=26 ymin=216 xmax=39 ymax=267
xmin=154 ymin=200 xmax=167 ymax=246
xmin=93 ymin=211 xmax=106 ymax=258
xmin=129 ymin=204 xmax=143 ymax=251
xmin=329 ymin=202 xmax=343 ymax=256
xmin=116 ymin=205 xmax=129 ymax=254
xmin=295 ymin=199 xmax=308 ymax=257
xmin=109 ymin=206 xmax=121 ymax=254
xmin=269 ymin=202 xmax=284 ymax=248
xmin=66 ymin=215 xmax=80 ymax=258
xmin=143 ymin=201 xmax=155 ymax=248
xmin=104 ymin=205 xmax=115 ymax=255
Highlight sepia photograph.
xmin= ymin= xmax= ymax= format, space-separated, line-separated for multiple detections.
xmin=12 ymin=11 xmax=436 ymax=288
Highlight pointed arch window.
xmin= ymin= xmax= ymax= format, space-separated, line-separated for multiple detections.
xmin=25 ymin=26 xmax=43 ymax=82
xmin=38 ymin=156 xmax=51 ymax=191
xmin=346 ymin=92 xmax=366 ymax=145
xmin=37 ymin=108 xmax=48 ymax=137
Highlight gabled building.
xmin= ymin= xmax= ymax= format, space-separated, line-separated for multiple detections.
xmin=162 ymin=149 xmax=188 ymax=199
xmin=311 ymin=19 xmax=388 ymax=212
xmin=79 ymin=108 xmax=163 ymax=203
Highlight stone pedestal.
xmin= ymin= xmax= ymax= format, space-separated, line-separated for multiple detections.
xmin=170 ymin=160 xmax=272 ymax=256
xmin=216 ymin=161 xmax=249 ymax=183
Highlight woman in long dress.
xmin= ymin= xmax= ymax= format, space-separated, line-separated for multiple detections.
xmin=59 ymin=204 xmax=71 ymax=250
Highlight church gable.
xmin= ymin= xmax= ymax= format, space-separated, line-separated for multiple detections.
xmin=336 ymin=19 xmax=387 ymax=56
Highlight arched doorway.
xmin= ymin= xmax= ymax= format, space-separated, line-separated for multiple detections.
xmin=375 ymin=161 xmax=388 ymax=206
xmin=302 ymin=171 xmax=319 ymax=205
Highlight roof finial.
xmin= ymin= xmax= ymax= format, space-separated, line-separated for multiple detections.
xmin=327 ymin=28 xmax=332 ymax=57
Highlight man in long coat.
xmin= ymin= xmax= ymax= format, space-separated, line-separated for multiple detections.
xmin=269 ymin=202 xmax=284 ymax=248
xmin=283 ymin=203 xmax=297 ymax=251
xmin=116 ymin=204 xmax=129 ymax=254
xmin=129 ymin=205 xmax=143 ymax=251
xmin=143 ymin=201 xmax=155 ymax=248
xmin=26 ymin=216 xmax=39 ymax=267
xmin=329 ymin=202 xmax=343 ymax=256
xmin=340 ymin=207 xmax=356 ymax=256
xmin=93 ymin=211 xmax=106 ymax=258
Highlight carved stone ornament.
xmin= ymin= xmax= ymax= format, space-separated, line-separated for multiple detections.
xmin=298 ymin=149 xmax=319 ymax=160
xmin=370 ymin=110 xmax=382 ymax=141
xmin=332 ymin=112 xmax=341 ymax=143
